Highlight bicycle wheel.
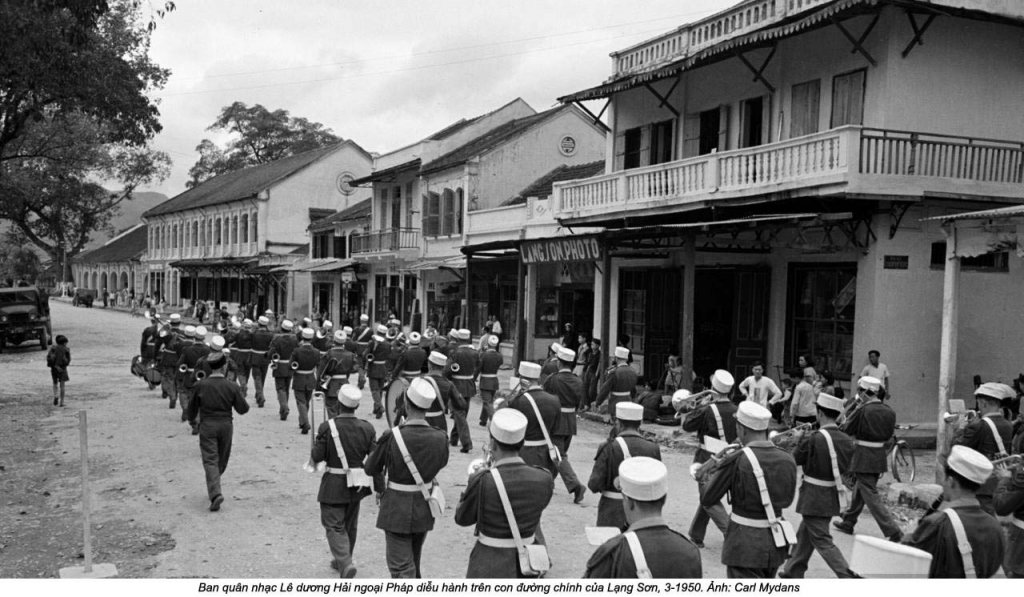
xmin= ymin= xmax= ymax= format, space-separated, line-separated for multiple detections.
xmin=890 ymin=441 xmax=916 ymax=483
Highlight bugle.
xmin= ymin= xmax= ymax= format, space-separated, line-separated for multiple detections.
xmin=467 ymin=444 xmax=494 ymax=476
xmin=691 ymin=443 xmax=742 ymax=482
xmin=993 ymin=454 xmax=1023 ymax=469
xmin=270 ymin=353 xmax=280 ymax=365
xmin=291 ymin=360 xmax=300 ymax=371
xmin=769 ymin=422 xmax=815 ymax=442
xmin=178 ymin=363 xmax=189 ymax=374
xmin=676 ymin=390 xmax=716 ymax=413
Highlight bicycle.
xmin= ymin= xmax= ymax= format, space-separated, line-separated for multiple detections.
xmin=888 ymin=423 xmax=917 ymax=483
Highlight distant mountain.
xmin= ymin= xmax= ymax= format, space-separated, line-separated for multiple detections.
xmin=83 ymin=191 xmax=167 ymax=250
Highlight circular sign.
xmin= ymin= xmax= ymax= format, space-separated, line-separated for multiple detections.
xmin=336 ymin=172 xmax=356 ymax=196
xmin=558 ymin=135 xmax=577 ymax=157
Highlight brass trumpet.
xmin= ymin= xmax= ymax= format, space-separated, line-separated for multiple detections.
xmin=270 ymin=353 xmax=281 ymax=365
xmin=676 ymin=390 xmax=716 ymax=414
xmin=178 ymin=363 xmax=189 ymax=374
xmin=993 ymin=454 xmax=1023 ymax=469
xmin=467 ymin=444 xmax=494 ymax=476
xmin=769 ymin=422 xmax=815 ymax=442
xmin=690 ymin=443 xmax=742 ymax=482
xmin=290 ymin=360 xmax=300 ymax=371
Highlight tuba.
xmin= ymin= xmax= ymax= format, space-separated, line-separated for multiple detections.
xmin=769 ymin=422 xmax=815 ymax=452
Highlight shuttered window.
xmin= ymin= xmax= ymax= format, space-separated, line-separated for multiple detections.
xmin=790 ymin=79 xmax=821 ymax=138
xmin=423 ymin=192 xmax=440 ymax=237
xmin=442 ymin=188 xmax=455 ymax=236
xmin=830 ymin=69 xmax=866 ymax=127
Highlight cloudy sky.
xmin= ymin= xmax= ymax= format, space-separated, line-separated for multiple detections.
xmin=144 ymin=0 xmax=728 ymax=196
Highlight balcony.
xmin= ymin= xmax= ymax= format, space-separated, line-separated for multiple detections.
xmin=552 ymin=126 xmax=1024 ymax=223
xmin=351 ymin=228 xmax=421 ymax=255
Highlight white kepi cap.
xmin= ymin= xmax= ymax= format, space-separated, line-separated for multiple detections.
xmin=301 ymin=327 xmax=315 ymax=340
xmin=457 ymin=328 xmax=472 ymax=341
xmin=360 ymin=314 xmax=369 ymax=322
xmin=258 ymin=316 xmax=270 ymax=326
xmin=618 ymin=457 xmax=668 ymax=502
xmin=280 ymin=319 xmax=294 ymax=331
xmin=407 ymin=332 xmax=421 ymax=345
xmin=947 ymin=445 xmax=994 ymax=485
xmin=490 ymin=408 xmax=528 ymax=444
xmin=376 ymin=324 xmax=388 ymax=334
xmin=169 ymin=313 xmax=182 ymax=323
xmin=518 ymin=361 xmax=542 ymax=379
xmin=339 ymin=385 xmax=362 ymax=409
xmin=614 ymin=346 xmax=630 ymax=360
xmin=333 ymin=330 xmax=346 ymax=345
xmin=816 ymin=392 xmax=845 ymax=412
xmin=406 ymin=377 xmax=436 ymax=409
xmin=428 ymin=351 xmax=447 ymax=367
xmin=487 ymin=335 xmax=499 ymax=348
xmin=194 ymin=325 xmax=208 ymax=338
xmin=209 ymin=335 xmax=226 ymax=350
xmin=184 ymin=325 xmax=197 ymax=337
xmin=975 ymin=382 xmax=1013 ymax=401
xmin=342 ymin=326 xmax=353 ymax=335
xmin=858 ymin=376 xmax=881 ymax=392
xmin=556 ymin=346 xmax=577 ymax=362
xmin=711 ymin=369 xmax=734 ymax=394
xmin=322 ymin=320 xmax=333 ymax=329
xmin=736 ymin=400 xmax=771 ymax=431
xmin=671 ymin=389 xmax=692 ymax=412
xmin=616 ymin=402 xmax=644 ymax=422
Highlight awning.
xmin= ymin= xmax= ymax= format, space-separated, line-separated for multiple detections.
xmin=461 ymin=238 xmax=520 ymax=255
xmin=614 ymin=213 xmax=824 ymax=232
xmin=289 ymin=258 xmax=357 ymax=273
xmin=921 ymin=204 xmax=1024 ymax=223
xmin=169 ymin=257 xmax=258 ymax=272
xmin=401 ymin=256 xmax=466 ymax=272
xmin=349 ymin=159 xmax=421 ymax=186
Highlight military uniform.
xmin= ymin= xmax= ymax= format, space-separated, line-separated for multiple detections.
xmin=250 ymin=326 xmax=275 ymax=407
xmin=425 ymin=372 xmax=463 ymax=433
xmin=954 ymin=412 xmax=1013 ymax=514
xmin=155 ymin=329 xmax=181 ymax=404
xmin=477 ymin=347 xmax=503 ymax=426
xmin=311 ymin=412 xmax=379 ymax=576
xmin=185 ymin=373 xmax=249 ymax=508
xmin=837 ymin=398 xmax=901 ymax=539
xmin=312 ymin=330 xmax=332 ymax=352
xmin=268 ymin=332 xmax=299 ymax=420
xmin=994 ymin=464 xmax=1024 ymax=578
xmin=585 ymin=517 xmax=702 ymax=578
xmin=540 ymin=356 xmax=560 ymax=382
xmin=291 ymin=342 xmax=322 ymax=433
xmin=587 ymin=430 xmax=661 ymax=531
xmin=320 ymin=346 xmax=365 ymax=418
xmin=596 ymin=364 xmax=637 ymax=420
xmin=543 ymin=369 xmax=584 ymax=495
xmin=177 ymin=341 xmax=211 ymax=427
xmin=702 ymin=440 xmax=797 ymax=578
xmin=364 ymin=420 xmax=450 ymax=578
xmin=140 ymin=323 xmax=158 ymax=363
xmin=905 ymin=497 xmax=1005 ymax=577
xmin=508 ymin=387 xmax=561 ymax=475
xmin=365 ymin=337 xmax=392 ymax=417
xmin=230 ymin=327 xmax=254 ymax=396
xmin=682 ymin=398 xmax=737 ymax=545
xmin=782 ymin=424 xmax=856 ymax=578
xmin=446 ymin=344 xmax=479 ymax=451
xmin=395 ymin=346 xmax=428 ymax=380
xmin=454 ymin=457 xmax=554 ymax=578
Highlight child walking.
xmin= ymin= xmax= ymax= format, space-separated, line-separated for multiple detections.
xmin=47 ymin=335 xmax=71 ymax=406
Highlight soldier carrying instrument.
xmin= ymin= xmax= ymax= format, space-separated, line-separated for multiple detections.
xmin=250 ymin=315 xmax=275 ymax=408
xmin=477 ymin=334 xmax=504 ymax=427
xmin=365 ymin=325 xmax=392 ymax=419
xmin=507 ymin=362 xmax=562 ymax=478
xmin=268 ymin=319 xmax=300 ymax=422
xmin=446 ymin=329 xmax=478 ymax=453
xmin=177 ymin=326 xmax=211 ymax=435
xmin=542 ymin=345 xmax=586 ymax=504
xmin=155 ymin=313 xmax=184 ymax=407
xmin=424 ymin=351 xmax=463 ymax=434
xmin=994 ymin=454 xmax=1024 ymax=578
xmin=595 ymin=346 xmax=637 ymax=423
xmin=140 ymin=312 xmax=159 ymax=366
xmin=229 ymin=319 xmax=254 ymax=394
xmin=588 ymin=402 xmax=661 ymax=531
xmin=291 ymin=327 xmax=323 ymax=435
xmin=320 ymin=330 xmax=365 ymax=418
xmin=394 ymin=332 xmax=427 ymax=381
xmin=313 ymin=320 xmax=334 ymax=352
xmin=953 ymin=382 xmax=1014 ymax=515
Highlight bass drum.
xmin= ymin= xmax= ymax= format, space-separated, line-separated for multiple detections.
xmin=384 ymin=377 xmax=409 ymax=427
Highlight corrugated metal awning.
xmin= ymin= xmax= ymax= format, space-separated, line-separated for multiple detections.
xmin=922 ymin=204 xmax=1024 ymax=223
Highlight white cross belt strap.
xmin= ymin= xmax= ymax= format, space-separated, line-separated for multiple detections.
xmin=615 ymin=437 xmax=632 ymax=460
xmin=491 ymin=467 xmax=550 ymax=576
xmin=623 ymin=531 xmax=652 ymax=579
xmin=710 ymin=404 xmax=726 ymax=442
xmin=327 ymin=419 xmax=371 ymax=488
xmin=524 ymin=393 xmax=560 ymax=463
xmin=945 ymin=509 xmax=976 ymax=578
xmin=820 ymin=429 xmax=851 ymax=510
xmin=982 ymin=416 xmax=1008 ymax=456
xmin=392 ymin=426 xmax=445 ymax=517
xmin=742 ymin=447 xmax=796 ymax=549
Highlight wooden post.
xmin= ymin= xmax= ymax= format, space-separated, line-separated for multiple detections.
xmin=515 ymin=256 xmax=527 ymax=365
xmin=936 ymin=224 xmax=960 ymax=481
xmin=599 ymin=240 xmax=612 ymax=379
xmin=79 ymin=410 xmax=93 ymax=573
xmin=680 ymin=233 xmax=696 ymax=390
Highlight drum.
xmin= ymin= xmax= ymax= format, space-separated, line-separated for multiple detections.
xmin=144 ymin=362 xmax=162 ymax=388
xmin=849 ymin=534 xmax=932 ymax=578
xmin=130 ymin=355 xmax=145 ymax=378
xmin=384 ymin=377 xmax=409 ymax=427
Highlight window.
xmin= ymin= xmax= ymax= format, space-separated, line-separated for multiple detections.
xmin=699 ymin=107 xmax=725 ymax=155
xmin=251 ymin=212 xmax=258 ymax=242
xmin=930 ymin=242 xmax=1008 ymax=272
xmin=831 ymin=69 xmax=866 ymax=127
xmin=422 ymin=192 xmax=440 ymax=237
xmin=623 ymin=127 xmax=643 ymax=169
xmin=379 ymin=188 xmax=390 ymax=230
xmin=790 ymin=79 xmax=820 ymax=138
xmin=442 ymin=188 xmax=455 ymax=236
xmin=231 ymin=216 xmax=238 ymax=245
xmin=455 ymin=188 xmax=464 ymax=234
xmin=405 ymin=182 xmax=414 ymax=228
xmin=312 ymin=233 xmax=331 ymax=259
xmin=391 ymin=185 xmax=402 ymax=230
xmin=786 ymin=264 xmax=857 ymax=382
xmin=740 ymin=96 xmax=765 ymax=148
xmin=650 ymin=120 xmax=674 ymax=165
xmin=214 ymin=218 xmax=222 ymax=245
xmin=333 ymin=234 xmax=346 ymax=259
xmin=241 ymin=214 xmax=248 ymax=243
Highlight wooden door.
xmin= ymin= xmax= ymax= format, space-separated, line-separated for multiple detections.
xmin=729 ymin=268 xmax=770 ymax=379
xmin=644 ymin=269 xmax=682 ymax=388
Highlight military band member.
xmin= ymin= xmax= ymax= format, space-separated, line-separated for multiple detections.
xmin=140 ymin=312 xmax=159 ymax=366
xmin=353 ymin=314 xmax=372 ymax=351
xmin=682 ymin=369 xmax=737 ymax=548
xmin=446 ymin=329 xmax=478 ymax=453
xmin=365 ymin=325 xmax=392 ymax=419
xmin=904 ymin=445 xmax=1005 ymax=577
xmin=585 ymin=457 xmax=701 ymax=578
xmin=395 ymin=332 xmax=427 ymax=380
xmin=542 ymin=345 xmax=586 ymax=503
xmin=311 ymin=384 xmax=378 ymax=578
xmin=779 ymin=393 xmax=856 ymax=578
xmin=250 ymin=316 xmax=275 ymax=408
xmin=589 ymin=402 xmax=661 ymax=531
xmin=994 ymin=456 xmax=1024 ymax=578
xmin=954 ymin=382 xmax=1014 ymax=515
xmin=833 ymin=376 xmax=902 ymax=541
xmin=539 ymin=343 xmax=561 ymax=382
xmin=292 ymin=327 xmax=322 ymax=435
xmin=177 ymin=325 xmax=211 ymax=434
xmin=268 ymin=319 xmax=299 ymax=422
xmin=478 ymin=335 xmax=503 ymax=427
xmin=702 ymin=401 xmax=797 ymax=578
xmin=364 ymin=378 xmax=450 ymax=578
xmin=507 ymin=362 xmax=561 ymax=477
xmin=186 ymin=347 xmax=249 ymax=512
xmin=296 ymin=316 xmax=313 ymax=342
xmin=321 ymin=331 xmax=365 ymax=418
xmin=313 ymin=320 xmax=333 ymax=352
xmin=231 ymin=319 xmax=255 ymax=397
xmin=155 ymin=313 xmax=183 ymax=406
xmin=455 ymin=408 xmax=554 ymax=578
xmin=263 ymin=309 xmax=277 ymax=331
xmin=424 ymin=351 xmax=463 ymax=434
xmin=595 ymin=346 xmax=637 ymax=422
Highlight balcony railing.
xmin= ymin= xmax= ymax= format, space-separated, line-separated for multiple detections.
xmin=351 ymin=228 xmax=421 ymax=254
xmin=553 ymin=126 xmax=1024 ymax=221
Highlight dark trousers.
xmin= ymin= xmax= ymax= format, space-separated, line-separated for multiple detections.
xmin=479 ymin=389 xmax=495 ymax=425
xmin=727 ymin=566 xmax=779 ymax=578
xmin=840 ymin=472 xmax=901 ymax=538
xmin=178 ymin=387 xmax=194 ymax=423
xmin=449 ymin=409 xmax=472 ymax=450
xmin=161 ymin=369 xmax=176 ymax=401
xmin=552 ymin=435 xmax=581 ymax=492
xmin=369 ymin=377 xmax=385 ymax=414
xmin=199 ymin=418 xmax=233 ymax=502
xmin=275 ymin=377 xmax=291 ymax=418
xmin=783 ymin=515 xmax=853 ymax=578
xmin=321 ymin=502 xmax=360 ymax=575
xmin=294 ymin=387 xmax=312 ymax=430
xmin=237 ymin=361 xmax=251 ymax=397
xmin=252 ymin=364 xmax=268 ymax=404
xmin=690 ymin=475 xmax=729 ymax=542
xmin=384 ymin=530 xmax=427 ymax=578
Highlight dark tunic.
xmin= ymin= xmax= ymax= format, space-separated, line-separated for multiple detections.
xmin=365 ymin=338 xmax=391 ymax=380
xmin=994 ymin=465 xmax=1024 ymax=576
xmin=177 ymin=343 xmax=211 ymax=390
xmin=140 ymin=325 xmax=158 ymax=360
xmin=290 ymin=343 xmax=321 ymax=392
xmin=454 ymin=457 xmax=554 ymax=578
xmin=507 ymin=388 xmax=562 ymax=475
xmin=186 ymin=375 xmax=249 ymax=422
xmin=682 ymin=399 xmax=738 ymax=463
xmin=320 ymin=346 xmax=364 ymax=395
xmin=478 ymin=349 xmax=503 ymax=393
xmin=794 ymin=425 xmax=855 ymax=517
xmin=543 ymin=369 xmax=583 ymax=437
xmin=250 ymin=328 xmax=275 ymax=367
xmin=156 ymin=332 xmax=180 ymax=371
xmin=311 ymin=413 xmax=379 ymax=504
xmin=446 ymin=344 xmax=480 ymax=401
xmin=596 ymin=365 xmax=637 ymax=414
xmin=230 ymin=329 xmax=253 ymax=368
xmin=588 ymin=430 xmax=661 ymax=530
xmin=395 ymin=346 xmax=428 ymax=377
xmin=268 ymin=333 xmax=299 ymax=379
xmin=425 ymin=373 xmax=462 ymax=433
xmin=841 ymin=399 xmax=895 ymax=474
xmin=904 ymin=498 xmax=1005 ymax=578
xmin=585 ymin=517 xmax=702 ymax=578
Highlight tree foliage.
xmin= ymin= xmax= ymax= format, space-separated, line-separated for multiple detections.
xmin=0 ymin=230 xmax=42 ymax=284
xmin=187 ymin=102 xmax=341 ymax=188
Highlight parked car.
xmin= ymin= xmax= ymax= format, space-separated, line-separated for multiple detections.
xmin=72 ymin=288 xmax=96 ymax=307
xmin=0 ymin=286 xmax=52 ymax=352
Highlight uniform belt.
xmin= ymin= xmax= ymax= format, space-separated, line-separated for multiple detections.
xmin=731 ymin=513 xmax=772 ymax=528
xmin=387 ymin=481 xmax=421 ymax=492
xmin=480 ymin=374 xmax=498 ymax=378
xmin=601 ymin=490 xmax=623 ymax=500
xmin=330 ymin=374 xmax=349 ymax=379
xmin=523 ymin=439 xmax=548 ymax=447
xmin=611 ymin=391 xmax=631 ymax=397
xmin=856 ymin=440 xmax=885 ymax=448
xmin=560 ymin=408 xmax=576 ymax=414
xmin=234 ymin=348 xmax=253 ymax=352
xmin=1012 ymin=518 xmax=1024 ymax=531
xmin=183 ymin=367 xmax=195 ymax=373
xmin=326 ymin=467 xmax=362 ymax=475
xmin=425 ymin=410 xmax=444 ymax=417
xmin=802 ymin=476 xmax=837 ymax=487
xmin=478 ymin=534 xmax=534 ymax=548
xmin=453 ymin=375 xmax=474 ymax=380
xmin=294 ymin=369 xmax=315 ymax=375
xmin=400 ymin=371 xmax=420 ymax=377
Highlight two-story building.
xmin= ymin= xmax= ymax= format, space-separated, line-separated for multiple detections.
xmin=555 ymin=0 xmax=1024 ymax=420
xmin=302 ymin=198 xmax=371 ymax=326
xmin=141 ymin=141 xmax=372 ymax=316
xmin=71 ymin=224 xmax=148 ymax=299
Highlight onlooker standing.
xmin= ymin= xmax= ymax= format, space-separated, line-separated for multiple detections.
xmin=102 ymin=287 xmax=109 ymax=308
xmin=47 ymin=335 xmax=71 ymax=407
xmin=489 ymin=315 xmax=502 ymax=342
xmin=739 ymin=362 xmax=782 ymax=408
xmin=859 ymin=350 xmax=890 ymax=397
xmin=561 ymin=323 xmax=579 ymax=353
xmin=789 ymin=369 xmax=818 ymax=425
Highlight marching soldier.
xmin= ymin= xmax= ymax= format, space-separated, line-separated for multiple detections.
xmin=155 ymin=313 xmax=183 ymax=407
xmin=682 ymin=370 xmax=737 ymax=548
xmin=424 ymin=351 xmax=463 ymax=434
xmin=994 ymin=456 xmax=1024 ymax=578
xmin=311 ymin=384 xmax=379 ymax=578
xmin=595 ymin=346 xmax=637 ymax=422
xmin=542 ymin=345 xmax=586 ymax=503
xmin=320 ymin=331 xmax=365 ymax=418
xmin=455 ymin=408 xmax=554 ymax=578
xmin=478 ymin=335 xmax=503 ymax=427
xmin=702 ymin=401 xmax=797 ymax=578
xmin=395 ymin=332 xmax=427 ymax=381
xmin=230 ymin=319 xmax=254 ymax=396
xmin=539 ymin=343 xmax=561 ymax=382
xmin=429 ymin=328 xmax=450 ymax=356
xmin=585 ymin=457 xmax=702 ymax=578
xmin=296 ymin=316 xmax=313 ymax=342
xmin=589 ymin=402 xmax=661 ymax=531
xmin=446 ymin=329 xmax=478 ymax=453
xmin=365 ymin=325 xmax=392 ymax=419
xmin=364 ymin=378 xmax=450 ymax=578
xmin=291 ymin=327 xmax=322 ymax=435
xmin=139 ymin=312 xmax=159 ymax=368
xmin=353 ymin=314 xmax=372 ymax=352
xmin=186 ymin=347 xmax=249 ymax=512
xmin=954 ymin=382 xmax=1014 ymax=515
xmin=905 ymin=445 xmax=1005 ymax=577
xmin=268 ymin=319 xmax=299 ymax=422
xmin=341 ymin=326 xmax=361 ymax=362
xmin=177 ymin=326 xmax=211 ymax=434
xmin=507 ymin=362 xmax=562 ymax=477
xmin=833 ymin=376 xmax=903 ymax=542
xmin=779 ymin=393 xmax=856 ymax=578
xmin=250 ymin=316 xmax=275 ymax=408
xmin=313 ymin=320 xmax=334 ymax=352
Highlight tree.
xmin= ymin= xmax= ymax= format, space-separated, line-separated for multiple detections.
xmin=0 ymin=230 xmax=42 ymax=284
xmin=187 ymin=102 xmax=341 ymax=187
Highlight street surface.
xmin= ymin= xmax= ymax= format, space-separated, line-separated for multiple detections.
xmin=1 ymin=300 xmax=900 ymax=578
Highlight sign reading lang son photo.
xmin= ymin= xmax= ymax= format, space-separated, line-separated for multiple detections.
xmin=520 ymin=236 xmax=603 ymax=264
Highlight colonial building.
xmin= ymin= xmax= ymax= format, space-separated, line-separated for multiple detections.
xmin=72 ymin=224 xmax=147 ymax=298
xmin=141 ymin=141 xmax=372 ymax=316
xmin=301 ymin=198 xmax=371 ymax=326
xmin=555 ymin=0 xmax=1024 ymax=420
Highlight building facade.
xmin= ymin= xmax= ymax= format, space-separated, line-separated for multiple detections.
xmin=71 ymin=224 xmax=148 ymax=299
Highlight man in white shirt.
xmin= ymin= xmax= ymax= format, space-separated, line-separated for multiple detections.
xmin=859 ymin=350 xmax=890 ymax=397
xmin=738 ymin=362 xmax=782 ymax=408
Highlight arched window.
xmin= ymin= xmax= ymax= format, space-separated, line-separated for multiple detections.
xmin=441 ymin=188 xmax=455 ymax=236
xmin=215 ymin=218 xmax=222 ymax=245
xmin=172 ymin=224 xmax=178 ymax=249
xmin=231 ymin=215 xmax=238 ymax=245
xmin=241 ymin=214 xmax=249 ymax=243
xmin=251 ymin=212 xmax=258 ymax=243
xmin=193 ymin=221 xmax=199 ymax=246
